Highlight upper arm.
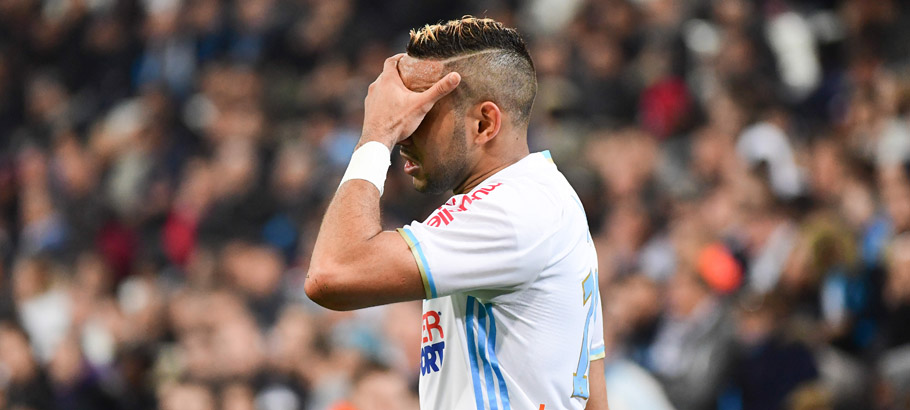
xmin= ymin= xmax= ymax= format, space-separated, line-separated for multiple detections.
xmin=305 ymin=230 xmax=425 ymax=310
xmin=305 ymin=181 xmax=547 ymax=309
xmin=399 ymin=195 xmax=549 ymax=299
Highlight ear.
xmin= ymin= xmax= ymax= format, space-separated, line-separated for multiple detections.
xmin=470 ymin=101 xmax=502 ymax=145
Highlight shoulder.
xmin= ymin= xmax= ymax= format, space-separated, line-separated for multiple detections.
xmin=417 ymin=154 xmax=577 ymax=237
xmin=426 ymin=181 xmax=508 ymax=224
xmin=443 ymin=175 xmax=565 ymax=229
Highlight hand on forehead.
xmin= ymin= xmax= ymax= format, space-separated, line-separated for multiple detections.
xmin=398 ymin=55 xmax=450 ymax=92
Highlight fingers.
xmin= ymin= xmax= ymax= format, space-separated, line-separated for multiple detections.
xmin=382 ymin=53 xmax=406 ymax=75
xmin=369 ymin=54 xmax=406 ymax=92
xmin=369 ymin=54 xmax=404 ymax=88
xmin=421 ymin=72 xmax=461 ymax=105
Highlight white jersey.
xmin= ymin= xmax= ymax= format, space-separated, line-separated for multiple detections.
xmin=397 ymin=151 xmax=605 ymax=410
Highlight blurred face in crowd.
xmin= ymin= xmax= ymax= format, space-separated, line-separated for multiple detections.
xmin=220 ymin=383 xmax=256 ymax=410
xmin=735 ymin=294 xmax=782 ymax=346
xmin=604 ymin=199 xmax=650 ymax=253
xmin=585 ymin=129 xmax=657 ymax=199
xmin=396 ymin=56 xmax=470 ymax=194
xmin=886 ymin=235 xmax=910 ymax=304
xmin=351 ymin=370 xmax=415 ymax=410
xmin=222 ymin=243 xmax=283 ymax=298
xmin=604 ymin=275 xmax=662 ymax=336
xmin=49 ymin=337 xmax=84 ymax=387
xmin=12 ymin=258 xmax=50 ymax=303
xmin=840 ymin=177 xmax=876 ymax=229
xmin=0 ymin=324 xmax=37 ymax=383
xmin=880 ymin=165 xmax=910 ymax=232
xmin=160 ymin=383 xmax=215 ymax=410
xmin=667 ymin=270 xmax=710 ymax=319
xmin=809 ymin=140 xmax=845 ymax=201
xmin=269 ymin=307 xmax=315 ymax=373
xmin=212 ymin=139 xmax=258 ymax=198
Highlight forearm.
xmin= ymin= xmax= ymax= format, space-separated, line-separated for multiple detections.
xmin=306 ymin=179 xmax=384 ymax=306
xmin=306 ymin=169 xmax=425 ymax=310
xmin=304 ymin=53 xmax=459 ymax=310
xmin=309 ymin=136 xmax=391 ymax=272
xmin=312 ymin=180 xmax=383 ymax=264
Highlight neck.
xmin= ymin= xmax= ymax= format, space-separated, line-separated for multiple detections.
xmin=453 ymin=142 xmax=529 ymax=194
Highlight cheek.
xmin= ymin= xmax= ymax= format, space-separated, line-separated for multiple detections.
xmin=417 ymin=110 xmax=460 ymax=156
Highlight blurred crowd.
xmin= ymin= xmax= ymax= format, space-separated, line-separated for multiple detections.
xmin=1 ymin=0 xmax=910 ymax=409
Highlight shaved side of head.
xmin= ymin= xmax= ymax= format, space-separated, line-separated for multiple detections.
xmin=406 ymin=17 xmax=537 ymax=126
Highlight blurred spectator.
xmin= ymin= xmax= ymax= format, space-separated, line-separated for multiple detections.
xmin=0 ymin=320 xmax=54 ymax=410
xmin=158 ymin=382 xmax=215 ymax=410
xmin=0 ymin=1 xmax=909 ymax=409
xmin=883 ymin=234 xmax=910 ymax=347
xmin=49 ymin=336 xmax=118 ymax=410
xmin=730 ymin=292 xmax=820 ymax=410
xmin=879 ymin=233 xmax=910 ymax=409
xmin=647 ymin=269 xmax=737 ymax=410
xmin=13 ymin=257 xmax=70 ymax=364
xmin=328 ymin=362 xmax=416 ymax=410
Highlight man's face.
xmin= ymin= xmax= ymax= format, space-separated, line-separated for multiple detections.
xmin=396 ymin=55 xmax=469 ymax=194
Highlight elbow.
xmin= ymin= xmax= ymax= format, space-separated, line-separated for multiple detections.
xmin=304 ymin=263 xmax=356 ymax=311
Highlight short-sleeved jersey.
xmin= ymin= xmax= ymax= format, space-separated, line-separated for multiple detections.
xmin=397 ymin=151 xmax=605 ymax=410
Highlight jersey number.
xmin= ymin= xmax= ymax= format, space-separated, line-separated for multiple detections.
xmin=572 ymin=270 xmax=597 ymax=398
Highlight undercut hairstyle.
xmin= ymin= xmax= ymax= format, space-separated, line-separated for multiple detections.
xmin=407 ymin=16 xmax=537 ymax=125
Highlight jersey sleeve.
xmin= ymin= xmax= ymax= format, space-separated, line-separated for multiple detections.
xmin=589 ymin=270 xmax=606 ymax=361
xmin=397 ymin=193 xmax=549 ymax=299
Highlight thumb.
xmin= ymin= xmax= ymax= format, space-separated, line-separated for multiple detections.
xmin=421 ymin=72 xmax=461 ymax=105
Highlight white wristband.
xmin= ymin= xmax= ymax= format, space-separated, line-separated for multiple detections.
xmin=339 ymin=141 xmax=392 ymax=196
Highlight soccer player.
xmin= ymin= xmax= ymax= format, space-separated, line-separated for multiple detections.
xmin=306 ymin=16 xmax=607 ymax=410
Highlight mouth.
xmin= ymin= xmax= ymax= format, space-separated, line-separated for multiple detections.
xmin=400 ymin=152 xmax=420 ymax=176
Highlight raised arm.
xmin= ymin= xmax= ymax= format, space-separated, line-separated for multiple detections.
xmin=304 ymin=54 xmax=461 ymax=310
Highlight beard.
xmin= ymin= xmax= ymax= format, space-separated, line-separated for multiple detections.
xmin=412 ymin=114 xmax=469 ymax=195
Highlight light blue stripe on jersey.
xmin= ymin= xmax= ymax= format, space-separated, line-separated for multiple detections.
xmin=465 ymin=297 xmax=511 ymax=410
xmin=476 ymin=304 xmax=498 ymax=410
xmin=401 ymin=227 xmax=437 ymax=298
xmin=465 ymin=297 xmax=485 ymax=409
xmin=483 ymin=302 xmax=511 ymax=409
xmin=590 ymin=270 xmax=604 ymax=361
xmin=542 ymin=150 xmax=553 ymax=163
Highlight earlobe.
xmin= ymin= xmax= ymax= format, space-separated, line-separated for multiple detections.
xmin=474 ymin=102 xmax=502 ymax=144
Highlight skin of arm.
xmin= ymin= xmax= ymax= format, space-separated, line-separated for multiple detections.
xmin=304 ymin=54 xmax=461 ymax=310
xmin=585 ymin=358 xmax=609 ymax=410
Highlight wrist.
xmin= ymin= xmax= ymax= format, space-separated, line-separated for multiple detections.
xmin=357 ymin=134 xmax=396 ymax=150
xmin=339 ymin=141 xmax=392 ymax=196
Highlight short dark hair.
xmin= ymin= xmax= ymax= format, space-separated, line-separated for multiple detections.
xmin=406 ymin=16 xmax=537 ymax=125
